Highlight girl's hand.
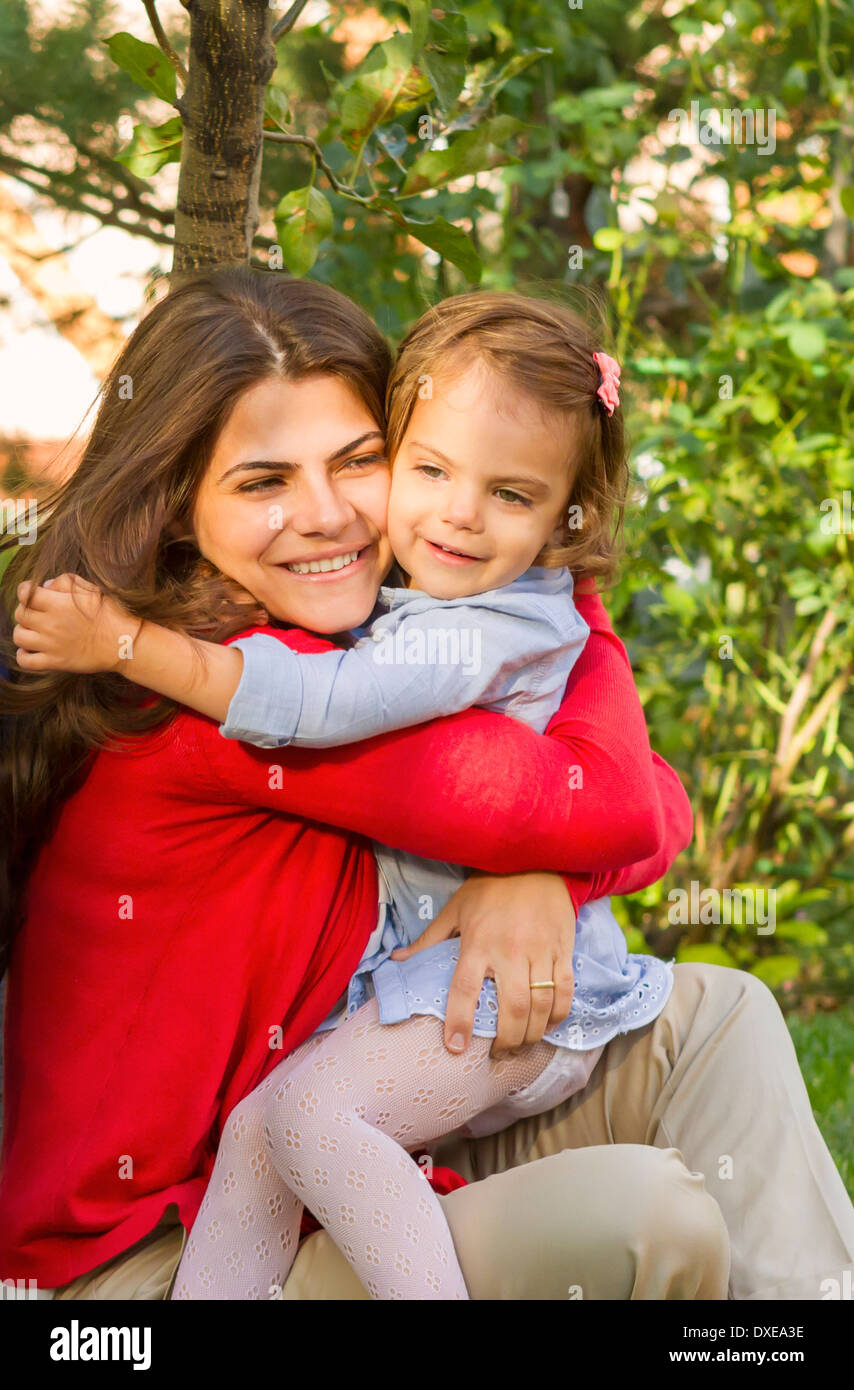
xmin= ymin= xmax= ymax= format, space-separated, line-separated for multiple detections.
xmin=390 ymin=870 xmax=576 ymax=1059
xmin=13 ymin=575 xmax=141 ymax=674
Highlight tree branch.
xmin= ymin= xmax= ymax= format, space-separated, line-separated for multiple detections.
xmin=0 ymin=154 xmax=174 ymax=245
xmin=263 ymin=130 xmax=372 ymax=203
xmin=779 ymin=661 xmax=854 ymax=783
xmin=775 ymin=606 xmax=839 ymax=763
xmin=142 ymin=0 xmax=189 ymax=83
xmin=0 ymin=150 xmax=172 ymax=229
xmin=272 ymin=0 xmax=311 ymax=42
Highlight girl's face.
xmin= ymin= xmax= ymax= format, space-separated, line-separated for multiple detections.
xmin=193 ymin=374 xmax=394 ymax=634
xmin=388 ymin=358 xmax=575 ymax=598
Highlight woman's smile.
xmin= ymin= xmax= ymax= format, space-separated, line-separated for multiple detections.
xmin=279 ymin=543 xmax=373 ymax=579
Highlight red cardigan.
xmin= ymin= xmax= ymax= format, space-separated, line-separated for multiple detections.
xmin=0 ymin=588 xmax=692 ymax=1286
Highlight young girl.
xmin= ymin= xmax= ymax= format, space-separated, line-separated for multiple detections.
xmin=15 ymin=293 xmax=675 ymax=1300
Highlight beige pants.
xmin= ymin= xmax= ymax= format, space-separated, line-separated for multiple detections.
xmin=53 ymin=964 xmax=854 ymax=1301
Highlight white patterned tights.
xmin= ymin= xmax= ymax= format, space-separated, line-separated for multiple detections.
xmin=171 ymin=999 xmax=554 ymax=1301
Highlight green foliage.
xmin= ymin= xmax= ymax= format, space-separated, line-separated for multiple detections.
xmin=92 ymin=3 xmax=550 ymax=288
xmin=0 ymin=0 xmax=173 ymax=247
xmin=787 ymin=1009 xmax=854 ymax=1199
xmin=273 ymin=184 xmax=333 ymax=276
xmin=115 ymin=116 xmax=181 ymax=178
xmin=609 ymin=270 xmax=854 ymax=996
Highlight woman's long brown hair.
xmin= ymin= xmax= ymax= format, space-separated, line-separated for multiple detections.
xmin=0 ymin=267 xmax=392 ymax=972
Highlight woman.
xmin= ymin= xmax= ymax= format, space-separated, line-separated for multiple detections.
xmin=2 ymin=269 xmax=851 ymax=1300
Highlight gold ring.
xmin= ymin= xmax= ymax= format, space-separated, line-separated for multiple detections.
xmin=530 ymin=980 xmax=556 ymax=990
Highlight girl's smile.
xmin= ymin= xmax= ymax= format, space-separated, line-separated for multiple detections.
xmin=420 ymin=537 xmax=486 ymax=565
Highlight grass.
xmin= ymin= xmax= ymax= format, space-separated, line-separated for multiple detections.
xmin=786 ymin=1005 xmax=854 ymax=1202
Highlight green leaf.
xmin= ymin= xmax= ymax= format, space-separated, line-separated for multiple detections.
xmin=749 ymin=392 xmax=778 ymax=423
xmin=422 ymin=10 xmax=468 ymax=114
xmin=592 ymin=227 xmax=624 ymax=251
xmin=273 ymin=186 xmax=333 ymax=276
xmin=787 ymin=323 xmax=826 ymax=360
xmin=782 ymin=63 xmax=809 ymax=101
xmin=336 ymin=35 xmax=428 ymax=152
xmin=115 ymin=117 xmax=182 ymax=178
xmin=375 ymin=197 xmax=481 ymax=282
xmin=839 ymin=188 xmax=854 ymax=218
xmin=399 ymin=116 xmax=524 ymax=197
xmin=773 ymin=920 xmax=828 ymax=946
xmin=105 ymin=32 xmax=177 ymax=104
xmin=682 ymin=494 xmax=707 ymax=522
xmin=659 ymin=580 xmax=697 ymax=618
xmin=750 ymin=955 xmax=802 ymax=989
xmin=264 ymin=86 xmax=291 ymax=132
xmin=550 ymin=83 xmax=638 ymax=125
xmin=675 ymin=944 xmax=739 ymax=969
xmin=468 ymin=48 xmax=551 ymax=110
xmin=406 ymin=0 xmax=430 ymax=57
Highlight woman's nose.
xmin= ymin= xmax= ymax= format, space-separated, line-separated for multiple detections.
xmin=290 ymin=471 xmax=357 ymax=536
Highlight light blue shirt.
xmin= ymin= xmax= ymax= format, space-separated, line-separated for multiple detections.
xmin=220 ymin=566 xmax=590 ymax=747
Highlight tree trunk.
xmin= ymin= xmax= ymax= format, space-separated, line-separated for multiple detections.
xmin=173 ymin=0 xmax=275 ymax=275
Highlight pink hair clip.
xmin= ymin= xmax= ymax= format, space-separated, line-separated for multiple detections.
xmin=593 ymin=351 xmax=621 ymax=416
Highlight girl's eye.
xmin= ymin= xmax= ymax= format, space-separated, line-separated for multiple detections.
xmin=416 ymin=464 xmax=445 ymax=479
xmin=495 ymin=488 xmax=533 ymax=507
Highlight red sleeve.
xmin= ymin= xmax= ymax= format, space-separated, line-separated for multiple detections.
xmin=556 ymin=583 xmax=693 ymax=912
xmin=561 ymin=752 xmax=692 ymax=914
xmin=181 ymin=589 xmax=689 ymax=881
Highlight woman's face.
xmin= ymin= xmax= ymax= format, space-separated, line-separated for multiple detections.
xmin=193 ymin=374 xmax=394 ymax=634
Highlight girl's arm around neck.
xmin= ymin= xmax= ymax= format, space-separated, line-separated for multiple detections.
xmin=182 ymin=584 xmax=689 ymax=880
xmin=124 ymin=622 xmax=243 ymax=722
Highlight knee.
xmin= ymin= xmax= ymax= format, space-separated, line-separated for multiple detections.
xmin=220 ymin=1088 xmax=268 ymax=1153
xmin=674 ymin=961 xmax=783 ymax=1024
xmin=261 ymin=1060 xmax=331 ymax=1168
xmin=628 ymin=1146 xmax=730 ymax=1299
xmin=262 ymin=1068 xmax=303 ymax=1141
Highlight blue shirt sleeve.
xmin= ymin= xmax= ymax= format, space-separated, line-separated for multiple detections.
xmin=219 ymin=592 xmax=590 ymax=749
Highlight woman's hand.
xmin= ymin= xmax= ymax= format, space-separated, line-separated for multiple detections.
xmin=390 ymin=870 xmax=576 ymax=1059
xmin=13 ymin=575 xmax=140 ymax=673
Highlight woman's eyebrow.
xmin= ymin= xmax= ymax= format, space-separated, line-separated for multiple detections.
xmin=327 ymin=429 xmax=385 ymax=462
xmin=218 ymin=431 xmax=386 ymax=482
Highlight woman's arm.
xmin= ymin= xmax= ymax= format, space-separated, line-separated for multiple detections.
xmin=561 ymin=752 xmax=692 ymax=914
xmin=189 ymin=584 xmax=686 ymax=881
